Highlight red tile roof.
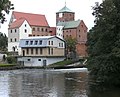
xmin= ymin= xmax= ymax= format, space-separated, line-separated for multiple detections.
xmin=12 ymin=11 xmax=49 ymax=27
xmin=9 ymin=18 xmax=25 ymax=29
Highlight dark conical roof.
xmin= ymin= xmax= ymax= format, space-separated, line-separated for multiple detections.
xmin=57 ymin=6 xmax=74 ymax=13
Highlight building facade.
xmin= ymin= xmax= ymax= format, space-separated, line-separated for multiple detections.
xmin=18 ymin=36 xmax=65 ymax=66
xmin=56 ymin=6 xmax=88 ymax=57
xmin=8 ymin=11 xmax=50 ymax=55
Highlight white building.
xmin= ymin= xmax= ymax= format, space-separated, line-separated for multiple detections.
xmin=56 ymin=26 xmax=64 ymax=39
xmin=8 ymin=11 xmax=49 ymax=55
xmin=18 ymin=36 xmax=65 ymax=67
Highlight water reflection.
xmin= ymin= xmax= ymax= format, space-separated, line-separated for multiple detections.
xmin=0 ymin=69 xmax=120 ymax=97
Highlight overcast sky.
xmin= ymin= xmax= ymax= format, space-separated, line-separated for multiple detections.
xmin=0 ymin=0 xmax=102 ymax=35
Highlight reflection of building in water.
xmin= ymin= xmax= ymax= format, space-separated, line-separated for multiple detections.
xmin=8 ymin=71 xmax=65 ymax=97
xmin=7 ymin=70 xmax=88 ymax=97
xmin=0 ymin=73 xmax=9 ymax=97
xmin=8 ymin=74 xmax=23 ymax=97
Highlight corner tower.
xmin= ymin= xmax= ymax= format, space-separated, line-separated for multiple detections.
xmin=56 ymin=5 xmax=75 ymax=25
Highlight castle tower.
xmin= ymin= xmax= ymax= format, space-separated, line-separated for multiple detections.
xmin=56 ymin=4 xmax=75 ymax=25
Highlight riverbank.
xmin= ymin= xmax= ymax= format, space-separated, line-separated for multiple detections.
xmin=0 ymin=59 xmax=86 ymax=70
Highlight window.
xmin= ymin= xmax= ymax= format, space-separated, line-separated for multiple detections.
xmin=10 ymin=38 xmax=12 ymax=42
xmin=28 ymin=59 xmax=31 ymax=61
xmin=40 ymin=48 xmax=42 ymax=54
xmin=41 ymin=28 xmax=44 ymax=32
xmin=25 ymin=29 xmax=27 ymax=33
xmin=38 ymin=59 xmax=41 ymax=61
xmin=15 ymin=29 xmax=16 ymax=33
xmin=25 ymin=24 xmax=27 ymax=27
xmin=79 ymin=35 xmax=81 ymax=37
xmin=51 ymin=41 xmax=53 ymax=45
xmin=39 ymin=40 xmax=42 ymax=45
xmin=61 ymin=43 xmax=63 ymax=47
xmin=11 ymin=30 xmax=12 ymax=33
xmin=48 ymin=41 xmax=50 ymax=45
xmin=30 ymin=41 xmax=33 ymax=45
xmin=46 ymin=28 xmax=47 ymax=32
xmin=33 ymin=28 xmax=35 ymax=31
xmin=31 ymin=48 xmax=33 ymax=54
xmin=25 ymin=41 xmax=29 ymax=45
xmin=51 ymin=48 xmax=53 ymax=55
xmin=59 ymin=43 xmax=60 ymax=47
xmin=34 ymin=40 xmax=38 ymax=45
xmin=79 ymin=30 xmax=80 ymax=32
xmin=15 ymin=38 xmax=17 ymax=42
xmin=48 ymin=48 xmax=50 ymax=55
xmin=26 ymin=48 xmax=29 ymax=54
xmin=36 ymin=48 xmax=38 ymax=54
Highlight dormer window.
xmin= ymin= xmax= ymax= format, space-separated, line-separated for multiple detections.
xmin=30 ymin=41 xmax=33 ymax=45
xmin=39 ymin=40 xmax=42 ymax=45
xmin=34 ymin=40 xmax=38 ymax=45
xmin=25 ymin=41 xmax=29 ymax=45
xmin=11 ymin=30 xmax=12 ymax=33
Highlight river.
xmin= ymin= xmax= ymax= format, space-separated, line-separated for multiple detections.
xmin=0 ymin=68 xmax=120 ymax=97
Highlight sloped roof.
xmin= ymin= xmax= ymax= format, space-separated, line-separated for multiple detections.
xmin=57 ymin=20 xmax=81 ymax=29
xmin=19 ymin=36 xmax=65 ymax=48
xmin=12 ymin=11 xmax=49 ymax=27
xmin=57 ymin=6 xmax=74 ymax=13
xmin=9 ymin=18 xmax=25 ymax=29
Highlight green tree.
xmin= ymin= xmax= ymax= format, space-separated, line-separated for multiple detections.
xmin=87 ymin=0 xmax=120 ymax=86
xmin=0 ymin=32 xmax=8 ymax=51
xmin=0 ymin=0 xmax=14 ymax=23
xmin=65 ymin=37 xmax=77 ymax=59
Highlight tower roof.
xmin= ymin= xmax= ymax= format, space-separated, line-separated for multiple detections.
xmin=57 ymin=6 xmax=74 ymax=13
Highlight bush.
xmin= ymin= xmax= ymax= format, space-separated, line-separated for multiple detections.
xmin=6 ymin=56 xmax=17 ymax=64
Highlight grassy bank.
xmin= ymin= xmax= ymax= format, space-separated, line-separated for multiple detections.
xmin=0 ymin=63 xmax=15 ymax=67
xmin=48 ymin=59 xmax=77 ymax=68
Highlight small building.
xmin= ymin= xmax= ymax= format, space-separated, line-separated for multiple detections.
xmin=18 ymin=36 xmax=65 ymax=67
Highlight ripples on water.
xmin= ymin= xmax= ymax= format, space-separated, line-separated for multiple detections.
xmin=0 ymin=68 xmax=120 ymax=97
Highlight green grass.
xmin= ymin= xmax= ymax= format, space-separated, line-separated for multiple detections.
xmin=48 ymin=59 xmax=73 ymax=67
xmin=0 ymin=64 xmax=15 ymax=67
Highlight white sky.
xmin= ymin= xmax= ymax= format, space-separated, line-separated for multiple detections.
xmin=0 ymin=0 xmax=102 ymax=36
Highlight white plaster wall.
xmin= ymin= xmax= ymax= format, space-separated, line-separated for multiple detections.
xmin=56 ymin=26 xmax=64 ymax=39
xmin=8 ymin=42 xmax=19 ymax=52
xmin=19 ymin=20 xmax=32 ymax=39
xmin=48 ymin=37 xmax=65 ymax=48
xmin=47 ymin=57 xmax=65 ymax=65
xmin=18 ymin=57 xmax=65 ymax=67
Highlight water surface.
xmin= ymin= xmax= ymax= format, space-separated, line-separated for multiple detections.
xmin=0 ymin=68 xmax=120 ymax=97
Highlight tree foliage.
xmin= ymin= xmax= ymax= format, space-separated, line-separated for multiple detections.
xmin=87 ymin=0 xmax=120 ymax=86
xmin=0 ymin=32 xmax=8 ymax=51
xmin=65 ymin=37 xmax=77 ymax=59
xmin=65 ymin=37 xmax=76 ymax=52
xmin=0 ymin=0 xmax=14 ymax=23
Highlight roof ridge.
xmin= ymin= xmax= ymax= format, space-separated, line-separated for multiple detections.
xmin=13 ymin=11 xmax=45 ymax=16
